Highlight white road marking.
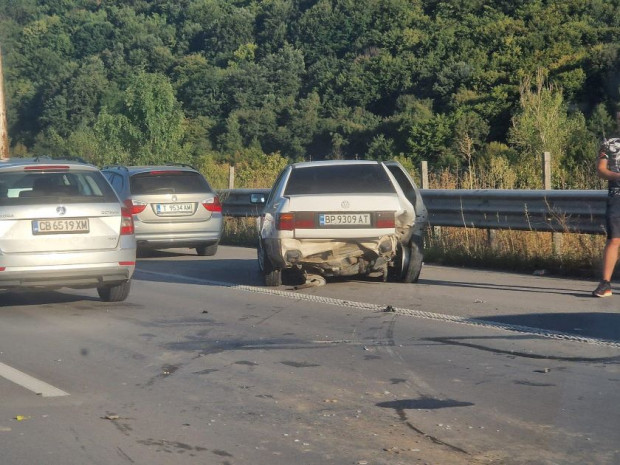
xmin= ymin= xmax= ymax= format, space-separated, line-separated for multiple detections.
xmin=0 ymin=362 xmax=69 ymax=397
xmin=138 ymin=270 xmax=620 ymax=349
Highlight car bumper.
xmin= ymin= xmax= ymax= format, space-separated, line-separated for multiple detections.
xmin=264 ymin=236 xmax=398 ymax=276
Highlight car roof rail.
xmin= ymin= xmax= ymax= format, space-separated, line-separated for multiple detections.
xmin=102 ymin=165 xmax=129 ymax=171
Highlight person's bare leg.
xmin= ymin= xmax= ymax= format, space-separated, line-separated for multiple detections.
xmin=601 ymin=238 xmax=620 ymax=281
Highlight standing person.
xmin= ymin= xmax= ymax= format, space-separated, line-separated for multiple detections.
xmin=593 ymin=137 xmax=620 ymax=297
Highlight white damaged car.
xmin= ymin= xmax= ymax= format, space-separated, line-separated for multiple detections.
xmin=257 ymin=160 xmax=428 ymax=286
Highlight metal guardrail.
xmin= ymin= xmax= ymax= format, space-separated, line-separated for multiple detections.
xmin=218 ymin=188 xmax=608 ymax=235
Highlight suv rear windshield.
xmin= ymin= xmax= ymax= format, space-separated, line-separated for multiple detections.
xmin=284 ymin=164 xmax=396 ymax=195
xmin=0 ymin=170 xmax=119 ymax=206
xmin=130 ymin=171 xmax=212 ymax=195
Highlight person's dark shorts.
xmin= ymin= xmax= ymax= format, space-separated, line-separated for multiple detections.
xmin=606 ymin=191 xmax=620 ymax=239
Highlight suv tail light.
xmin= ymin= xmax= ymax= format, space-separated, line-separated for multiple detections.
xmin=124 ymin=199 xmax=147 ymax=215
xmin=202 ymin=196 xmax=222 ymax=212
xmin=120 ymin=207 xmax=135 ymax=235
xmin=276 ymin=212 xmax=315 ymax=230
xmin=375 ymin=211 xmax=395 ymax=228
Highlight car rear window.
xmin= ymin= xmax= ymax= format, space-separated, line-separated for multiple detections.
xmin=0 ymin=169 xmax=119 ymax=206
xmin=130 ymin=171 xmax=212 ymax=195
xmin=284 ymin=164 xmax=396 ymax=195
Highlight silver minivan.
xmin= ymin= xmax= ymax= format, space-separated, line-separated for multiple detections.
xmin=102 ymin=165 xmax=223 ymax=256
xmin=0 ymin=157 xmax=136 ymax=301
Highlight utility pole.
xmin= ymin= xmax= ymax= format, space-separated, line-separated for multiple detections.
xmin=0 ymin=45 xmax=9 ymax=160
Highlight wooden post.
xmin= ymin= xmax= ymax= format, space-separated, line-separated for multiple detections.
xmin=0 ymin=45 xmax=9 ymax=160
xmin=542 ymin=151 xmax=563 ymax=256
xmin=421 ymin=160 xmax=429 ymax=190
xmin=542 ymin=151 xmax=551 ymax=190
xmin=228 ymin=164 xmax=235 ymax=189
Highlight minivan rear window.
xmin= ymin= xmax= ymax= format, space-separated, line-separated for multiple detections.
xmin=0 ymin=170 xmax=119 ymax=206
xmin=130 ymin=171 xmax=212 ymax=195
xmin=284 ymin=164 xmax=396 ymax=195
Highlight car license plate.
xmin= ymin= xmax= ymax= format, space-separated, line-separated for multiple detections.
xmin=155 ymin=203 xmax=194 ymax=216
xmin=32 ymin=218 xmax=90 ymax=235
xmin=319 ymin=213 xmax=371 ymax=227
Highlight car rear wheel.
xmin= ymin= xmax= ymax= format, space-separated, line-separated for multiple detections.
xmin=389 ymin=236 xmax=423 ymax=283
xmin=196 ymin=244 xmax=218 ymax=256
xmin=97 ymin=280 xmax=132 ymax=302
xmin=258 ymin=240 xmax=282 ymax=286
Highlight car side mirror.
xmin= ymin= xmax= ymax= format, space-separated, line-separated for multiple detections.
xmin=250 ymin=193 xmax=266 ymax=204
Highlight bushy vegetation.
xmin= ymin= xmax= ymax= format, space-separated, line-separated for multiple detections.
xmin=1 ymin=0 xmax=619 ymax=188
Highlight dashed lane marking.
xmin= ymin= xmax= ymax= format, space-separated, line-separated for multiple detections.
xmin=137 ymin=270 xmax=620 ymax=349
xmin=0 ymin=362 xmax=69 ymax=397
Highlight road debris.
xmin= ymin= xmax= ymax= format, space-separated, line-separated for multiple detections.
xmin=14 ymin=415 xmax=30 ymax=421
xmin=383 ymin=305 xmax=395 ymax=312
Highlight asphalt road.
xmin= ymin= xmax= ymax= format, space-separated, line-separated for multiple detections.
xmin=0 ymin=246 xmax=619 ymax=465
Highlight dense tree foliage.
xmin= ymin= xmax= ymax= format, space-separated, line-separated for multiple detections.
xmin=1 ymin=0 xmax=620 ymax=186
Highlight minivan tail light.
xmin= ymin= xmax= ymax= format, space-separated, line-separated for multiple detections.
xmin=124 ymin=199 xmax=147 ymax=215
xmin=202 ymin=196 xmax=222 ymax=212
xmin=120 ymin=207 xmax=135 ymax=235
xmin=376 ymin=211 xmax=395 ymax=228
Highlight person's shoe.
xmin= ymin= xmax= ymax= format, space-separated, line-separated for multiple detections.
xmin=592 ymin=280 xmax=612 ymax=297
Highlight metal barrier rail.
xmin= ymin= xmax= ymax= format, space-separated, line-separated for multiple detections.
xmin=218 ymin=188 xmax=608 ymax=235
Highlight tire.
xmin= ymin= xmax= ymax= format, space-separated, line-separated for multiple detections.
xmin=402 ymin=236 xmax=424 ymax=283
xmin=97 ymin=280 xmax=131 ymax=302
xmin=196 ymin=243 xmax=218 ymax=256
xmin=258 ymin=239 xmax=282 ymax=286
xmin=388 ymin=236 xmax=424 ymax=283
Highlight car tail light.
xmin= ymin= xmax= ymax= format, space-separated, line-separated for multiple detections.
xmin=376 ymin=211 xmax=395 ymax=228
xmin=124 ymin=199 xmax=147 ymax=215
xmin=277 ymin=213 xmax=294 ymax=231
xmin=119 ymin=261 xmax=136 ymax=266
xmin=120 ymin=207 xmax=135 ymax=235
xmin=0 ymin=267 xmax=5 ymax=271
xmin=276 ymin=212 xmax=315 ymax=230
xmin=202 ymin=196 xmax=222 ymax=212
xmin=293 ymin=212 xmax=315 ymax=229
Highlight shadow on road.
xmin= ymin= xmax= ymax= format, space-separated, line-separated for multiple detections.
xmin=472 ymin=312 xmax=620 ymax=343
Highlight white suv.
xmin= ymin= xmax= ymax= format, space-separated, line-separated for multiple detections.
xmin=0 ymin=157 xmax=136 ymax=301
xmin=257 ymin=160 xmax=428 ymax=286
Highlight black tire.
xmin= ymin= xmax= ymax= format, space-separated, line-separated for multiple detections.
xmin=402 ymin=236 xmax=424 ymax=283
xmin=388 ymin=236 xmax=424 ymax=283
xmin=196 ymin=243 xmax=218 ymax=256
xmin=97 ymin=280 xmax=131 ymax=302
xmin=258 ymin=240 xmax=282 ymax=286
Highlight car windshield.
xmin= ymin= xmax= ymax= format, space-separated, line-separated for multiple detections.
xmin=284 ymin=164 xmax=396 ymax=195
xmin=130 ymin=171 xmax=212 ymax=195
xmin=0 ymin=170 xmax=118 ymax=205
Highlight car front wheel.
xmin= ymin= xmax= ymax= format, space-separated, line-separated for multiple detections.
xmin=97 ymin=280 xmax=132 ymax=302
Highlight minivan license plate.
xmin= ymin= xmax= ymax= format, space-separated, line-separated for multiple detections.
xmin=319 ymin=213 xmax=371 ymax=226
xmin=32 ymin=218 xmax=89 ymax=235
